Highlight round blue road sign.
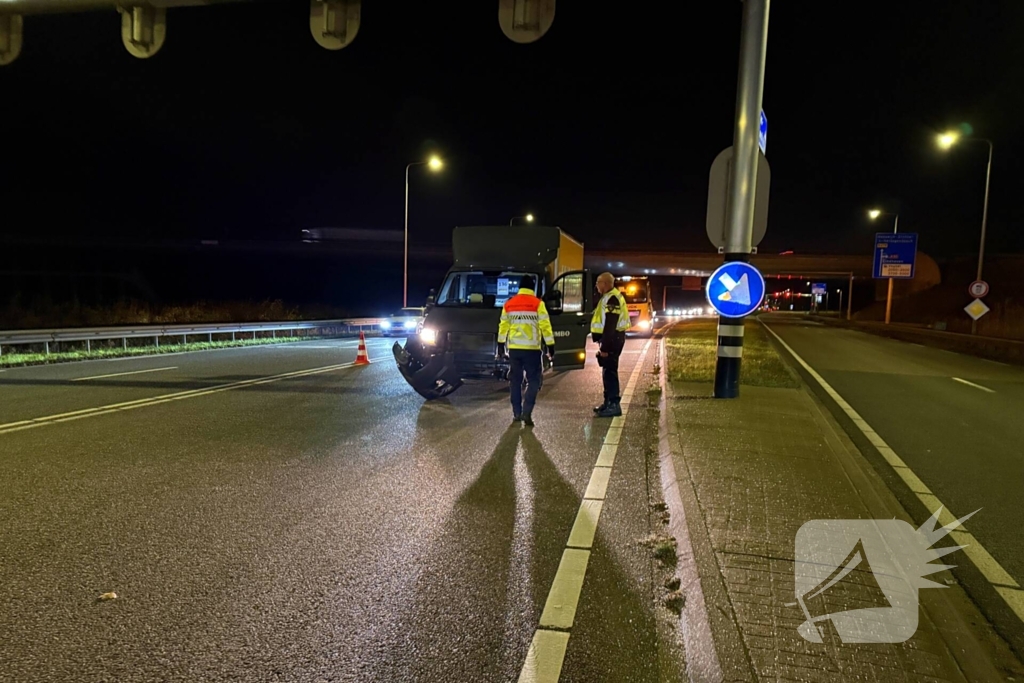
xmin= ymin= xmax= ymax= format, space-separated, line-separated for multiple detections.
xmin=706 ymin=262 xmax=766 ymax=318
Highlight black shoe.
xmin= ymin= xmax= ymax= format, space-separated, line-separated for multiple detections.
xmin=593 ymin=401 xmax=608 ymax=414
xmin=596 ymin=401 xmax=622 ymax=418
xmin=523 ymin=413 xmax=534 ymax=427
xmin=512 ymin=415 xmax=523 ymax=423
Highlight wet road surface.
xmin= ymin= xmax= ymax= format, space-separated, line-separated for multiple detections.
xmin=0 ymin=336 xmax=683 ymax=682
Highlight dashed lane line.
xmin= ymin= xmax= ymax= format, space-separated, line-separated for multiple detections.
xmin=952 ymin=377 xmax=996 ymax=393
xmin=761 ymin=322 xmax=1024 ymax=621
xmin=518 ymin=339 xmax=653 ymax=683
xmin=0 ymin=361 xmax=368 ymax=436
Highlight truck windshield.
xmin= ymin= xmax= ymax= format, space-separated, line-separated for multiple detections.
xmin=436 ymin=271 xmax=540 ymax=308
xmin=616 ymin=279 xmax=649 ymax=304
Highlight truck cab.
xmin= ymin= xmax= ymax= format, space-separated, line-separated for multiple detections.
xmin=393 ymin=225 xmax=592 ymax=400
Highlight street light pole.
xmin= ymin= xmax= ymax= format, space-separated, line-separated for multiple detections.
xmin=403 ymin=156 xmax=443 ymax=308
xmin=973 ymin=140 xmax=994 ymax=334
xmin=404 ymin=162 xmax=413 ymax=309
xmin=884 ymin=213 xmax=899 ymax=325
xmin=837 ymin=289 xmax=843 ymax=317
xmin=509 ymin=214 xmax=535 ymax=226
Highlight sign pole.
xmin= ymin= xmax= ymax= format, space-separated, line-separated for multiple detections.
xmin=884 ymin=214 xmax=898 ymax=325
xmin=714 ymin=0 xmax=770 ymax=400
xmin=847 ymin=274 xmax=853 ymax=321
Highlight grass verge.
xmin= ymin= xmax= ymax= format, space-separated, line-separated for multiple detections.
xmin=0 ymin=336 xmax=326 ymax=368
xmin=664 ymin=318 xmax=798 ymax=388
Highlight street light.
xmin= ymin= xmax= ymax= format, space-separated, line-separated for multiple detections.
xmin=868 ymin=208 xmax=900 ymax=325
xmin=937 ymin=129 xmax=994 ymax=335
xmin=510 ymin=213 xmax=535 ymax=226
xmin=404 ymin=155 xmax=444 ymax=308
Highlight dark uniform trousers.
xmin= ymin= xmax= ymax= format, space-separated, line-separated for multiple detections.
xmin=599 ymin=351 xmax=620 ymax=402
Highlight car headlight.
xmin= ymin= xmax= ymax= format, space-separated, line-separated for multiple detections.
xmin=380 ymin=320 xmax=392 ymax=329
xmin=420 ymin=327 xmax=438 ymax=345
xmin=404 ymin=320 xmax=417 ymax=329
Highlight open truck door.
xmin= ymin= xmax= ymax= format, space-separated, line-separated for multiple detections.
xmin=545 ymin=269 xmax=593 ymax=370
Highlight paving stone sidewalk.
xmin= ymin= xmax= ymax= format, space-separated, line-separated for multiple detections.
xmin=664 ymin=379 xmax=1024 ymax=683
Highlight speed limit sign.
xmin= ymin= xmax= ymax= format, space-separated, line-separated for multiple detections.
xmin=969 ymin=280 xmax=990 ymax=298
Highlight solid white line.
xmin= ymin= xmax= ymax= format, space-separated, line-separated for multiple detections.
xmin=0 ymin=361 xmax=363 ymax=435
xmin=517 ymin=630 xmax=570 ymax=683
xmin=952 ymin=377 xmax=996 ymax=393
xmin=539 ymin=549 xmax=591 ymax=629
xmin=761 ymin=321 xmax=1024 ymax=622
xmin=518 ymin=338 xmax=653 ymax=681
xmin=72 ymin=366 xmax=178 ymax=382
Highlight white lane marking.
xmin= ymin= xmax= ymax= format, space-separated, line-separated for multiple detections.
xmin=518 ymin=338 xmax=652 ymax=682
xmin=952 ymin=377 xmax=996 ymax=393
xmin=71 ymin=366 xmax=178 ymax=382
xmin=583 ymin=467 xmax=612 ymax=500
xmin=539 ymin=549 xmax=591 ymax=629
xmin=518 ymin=630 xmax=570 ymax=683
xmin=0 ymin=361 xmax=365 ymax=436
xmin=761 ymin=322 xmax=1024 ymax=620
xmin=567 ymin=500 xmax=603 ymax=549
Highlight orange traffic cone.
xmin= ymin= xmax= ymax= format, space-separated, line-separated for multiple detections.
xmin=355 ymin=331 xmax=371 ymax=365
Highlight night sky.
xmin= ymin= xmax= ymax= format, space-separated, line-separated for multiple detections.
xmin=3 ymin=0 xmax=1023 ymax=260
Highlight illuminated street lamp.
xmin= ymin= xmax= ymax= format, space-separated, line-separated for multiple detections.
xmin=937 ymin=129 xmax=994 ymax=334
xmin=869 ymin=208 xmax=900 ymax=325
xmin=404 ymin=155 xmax=444 ymax=307
xmin=510 ymin=213 xmax=535 ymax=226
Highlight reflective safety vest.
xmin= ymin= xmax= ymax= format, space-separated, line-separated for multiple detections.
xmin=498 ymin=288 xmax=556 ymax=350
xmin=591 ymin=288 xmax=630 ymax=335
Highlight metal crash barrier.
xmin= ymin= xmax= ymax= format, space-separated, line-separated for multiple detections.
xmin=0 ymin=318 xmax=383 ymax=357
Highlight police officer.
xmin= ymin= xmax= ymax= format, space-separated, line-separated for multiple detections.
xmin=497 ymin=275 xmax=556 ymax=427
xmin=591 ymin=272 xmax=629 ymax=417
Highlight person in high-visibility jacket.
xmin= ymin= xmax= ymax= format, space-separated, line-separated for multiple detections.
xmin=591 ymin=272 xmax=630 ymax=417
xmin=497 ymin=275 xmax=555 ymax=427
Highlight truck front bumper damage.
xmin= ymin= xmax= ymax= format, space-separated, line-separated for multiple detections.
xmin=392 ymin=341 xmax=464 ymax=400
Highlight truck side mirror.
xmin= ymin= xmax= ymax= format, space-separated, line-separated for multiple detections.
xmin=545 ymin=290 xmax=563 ymax=315
xmin=425 ymin=289 xmax=436 ymax=306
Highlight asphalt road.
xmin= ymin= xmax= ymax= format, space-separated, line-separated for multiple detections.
xmin=0 ymin=336 xmax=682 ymax=682
xmin=763 ymin=316 xmax=1024 ymax=593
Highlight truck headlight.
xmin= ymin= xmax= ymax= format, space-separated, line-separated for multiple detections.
xmin=380 ymin=320 xmax=392 ymax=329
xmin=638 ymin=319 xmax=652 ymax=329
xmin=404 ymin=320 xmax=417 ymax=329
xmin=420 ymin=328 xmax=438 ymax=345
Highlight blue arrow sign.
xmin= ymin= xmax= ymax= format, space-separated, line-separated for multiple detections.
xmin=759 ymin=111 xmax=767 ymax=154
xmin=706 ymin=262 xmax=766 ymax=318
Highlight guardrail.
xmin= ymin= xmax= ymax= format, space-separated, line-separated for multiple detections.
xmin=0 ymin=319 xmax=384 ymax=356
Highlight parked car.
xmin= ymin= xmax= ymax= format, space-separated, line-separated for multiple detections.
xmin=380 ymin=307 xmax=425 ymax=337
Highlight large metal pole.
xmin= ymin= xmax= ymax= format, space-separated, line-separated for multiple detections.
xmin=847 ymin=273 xmax=853 ymax=321
xmin=713 ymin=0 xmax=770 ymax=399
xmin=884 ymin=214 xmax=899 ymax=325
xmin=971 ymin=141 xmax=993 ymax=335
xmin=403 ymin=163 xmax=411 ymax=309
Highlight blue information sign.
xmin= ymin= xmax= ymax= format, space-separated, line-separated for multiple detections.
xmin=706 ymin=262 xmax=766 ymax=318
xmin=759 ymin=111 xmax=768 ymax=154
xmin=811 ymin=283 xmax=826 ymax=295
xmin=872 ymin=233 xmax=918 ymax=279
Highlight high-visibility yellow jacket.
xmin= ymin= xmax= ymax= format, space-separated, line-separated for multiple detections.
xmin=498 ymin=288 xmax=556 ymax=350
xmin=591 ymin=287 xmax=629 ymax=352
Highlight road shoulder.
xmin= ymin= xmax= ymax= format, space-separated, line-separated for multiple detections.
xmin=657 ymin=324 xmax=1024 ymax=682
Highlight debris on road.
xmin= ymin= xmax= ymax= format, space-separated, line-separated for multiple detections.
xmin=97 ymin=592 xmax=118 ymax=601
